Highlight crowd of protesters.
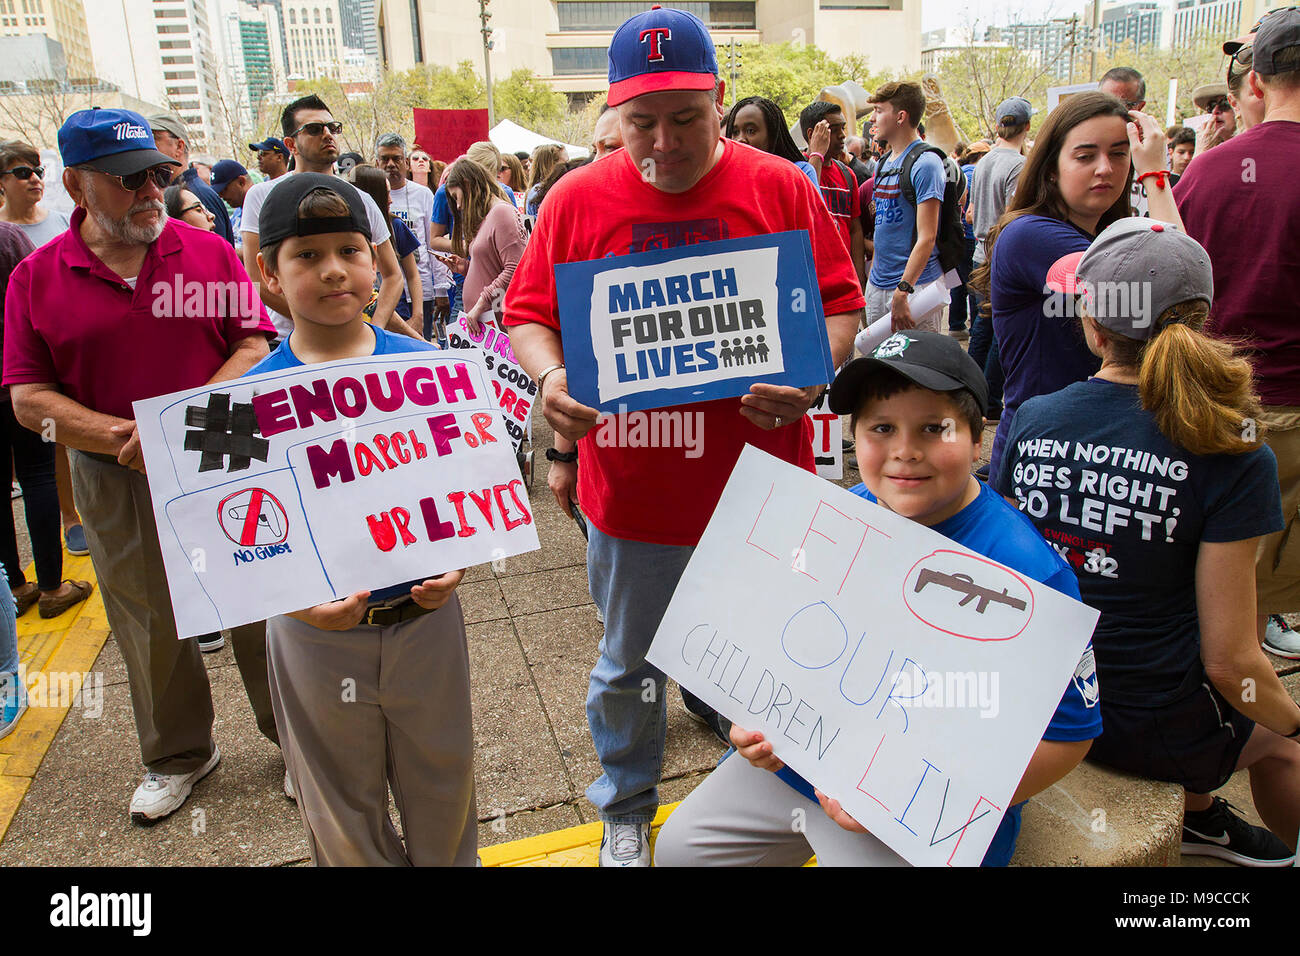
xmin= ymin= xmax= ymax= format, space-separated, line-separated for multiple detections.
xmin=0 ymin=2 xmax=1295 ymax=871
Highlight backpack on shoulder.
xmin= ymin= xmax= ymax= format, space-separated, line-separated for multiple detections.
xmin=881 ymin=144 xmax=967 ymax=274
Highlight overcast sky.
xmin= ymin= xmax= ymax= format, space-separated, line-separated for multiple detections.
xmin=921 ymin=0 xmax=1091 ymax=35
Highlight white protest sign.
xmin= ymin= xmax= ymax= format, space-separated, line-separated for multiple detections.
xmin=446 ymin=312 xmax=535 ymax=452
xmin=1047 ymin=81 xmax=1099 ymax=113
xmin=646 ymin=446 xmax=1100 ymax=867
xmin=134 ymin=351 xmax=540 ymax=638
xmin=589 ymin=245 xmax=785 ymax=404
xmin=857 ymin=271 xmax=961 ymax=356
xmin=805 ymin=389 xmax=842 ymax=480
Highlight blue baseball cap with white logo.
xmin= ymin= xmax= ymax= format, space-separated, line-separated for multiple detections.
xmin=57 ymin=107 xmax=180 ymax=176
xmin=607 ymin=5 xmax=718 ymax=107
xmin=210 ymin=159 xmax=247 ymax=194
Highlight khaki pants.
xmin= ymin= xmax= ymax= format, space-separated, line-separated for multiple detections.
xmin=267 ymin=595 xmax=477 ymax=866
xmin=1258 ymin=407 xmax=1300 ymax=615
xmin=69 ymin=451 xmax=278 ymax=774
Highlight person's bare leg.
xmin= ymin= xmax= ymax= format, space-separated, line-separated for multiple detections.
xmin=1237 ymin=725 xmax=1300 ymax=849
xmin=54 ymin=445 xmax=80 ymax=530
xmin=1184 ymin=791 xmax=1213 ymax=812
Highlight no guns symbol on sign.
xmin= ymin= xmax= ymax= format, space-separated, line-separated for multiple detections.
xmin=218 ymin=488 xmax=289 ymax=547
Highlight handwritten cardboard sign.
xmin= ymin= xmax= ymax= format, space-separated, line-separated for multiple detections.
xmin=134 ymin=352 xmax=540 ymax=638
xmin=446 ymin=313 xmax=534 ymax=452
xmin=554 ymin=232 xmax=835 ymax=414
xmin=806 ymin=388 xmax=842 ymax=480
xmin=645 ymin=446 xmax=1099 ymax=866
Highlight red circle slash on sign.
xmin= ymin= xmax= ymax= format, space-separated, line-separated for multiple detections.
xmin=218 ymin=488 xmax=289 ymax=547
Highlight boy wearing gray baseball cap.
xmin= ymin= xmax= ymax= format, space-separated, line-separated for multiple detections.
xmin=995 ymin=217 xmax=1300 ymax=867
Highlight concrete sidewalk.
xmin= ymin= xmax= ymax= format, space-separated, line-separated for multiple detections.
xmin=1 ymin=410 xmax=1295 ymax=866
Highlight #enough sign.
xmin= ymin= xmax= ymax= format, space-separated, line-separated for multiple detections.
xmin=135 ymin=351 xmax=540 ymax=638
xmin=646 ymin=447 xmax=1100 ymax=867
xmin=555 ymin=232 xmax=835 ymax=414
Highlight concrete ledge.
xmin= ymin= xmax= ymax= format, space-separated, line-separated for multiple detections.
xmin=1013 ymin=761 xmax=1183 ymax=866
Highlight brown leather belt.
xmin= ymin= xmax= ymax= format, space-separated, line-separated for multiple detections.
xmin=364 ymin=598 xmax=434 ymax=627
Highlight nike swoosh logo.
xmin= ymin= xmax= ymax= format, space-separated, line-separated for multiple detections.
xmin=1183 ymin=827 xmax=1231 ymax=845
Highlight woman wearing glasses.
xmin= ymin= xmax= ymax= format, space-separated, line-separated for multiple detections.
xmin=0 ymin=141 xmax=69 ymax=247
xmin=163 ymin=184 xmax=216 ymax=232
xmin=1192 ymin=83 xmax=1239 ymax=152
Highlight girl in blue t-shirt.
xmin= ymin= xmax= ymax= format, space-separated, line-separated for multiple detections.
xmin=970 ymin=91 xmax=1185 ymax=479
xmin=996 ymin=218 xmax=1300 ymax=867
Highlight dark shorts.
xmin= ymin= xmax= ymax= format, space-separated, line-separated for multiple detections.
xmin=1087 ymin=680 xmax=1255 ymax=794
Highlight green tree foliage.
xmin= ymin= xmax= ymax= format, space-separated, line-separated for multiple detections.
xmin=493 ymin=68 xmax=567 ymax=129
xmin=1094 ymin=33 xmax=1227 ymax=126
xmin=726 ymin=41 xmax=891 ymax=127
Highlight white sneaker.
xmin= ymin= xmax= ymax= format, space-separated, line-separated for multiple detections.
xmin=129 ymin=745 xmax=220 ymax=825
xmin=283 ymin=768 xmax=296 ymax=802
xmin=198 ymin=630 xmax=227 ymax=653
xmin=599 ymin=821 xmax=652 ymax=867
xmin=1263 ymin=616 xmax=1300 ymax=660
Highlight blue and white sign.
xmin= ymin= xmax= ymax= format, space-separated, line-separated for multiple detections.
xmin=555 ymin=232 xmax=835 ymax=413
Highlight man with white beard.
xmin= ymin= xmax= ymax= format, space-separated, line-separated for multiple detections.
xmin=2 ymin=108 xmax=283 ymax=825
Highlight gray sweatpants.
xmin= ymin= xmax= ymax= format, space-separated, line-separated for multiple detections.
xmin=266 ymin=594 xmax=477 ymax=866
xmin=654 ymin=752 xmax=908 ymax=867
xmin=69 ymin=451 xmax=277 ymax=774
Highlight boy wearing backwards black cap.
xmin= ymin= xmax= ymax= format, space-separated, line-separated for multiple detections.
xmin=246 ymin=173 xmax=476 ymax=866
xmin=656 ymin=331 xmax=1100 ymax=866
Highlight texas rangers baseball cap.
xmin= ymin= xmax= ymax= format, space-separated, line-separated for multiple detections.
xmin=257 ymin=173 xmax=371 ymax=250
xmin=1253 ymin=7 xmax=1300 ymax=75
xmin=606 ymin=5 xmax=718 ymax=107
xmin=829 ymin=330 xmax=989 ymax=416
xmin=209 ymin=160 xmax=247 ymax=194
xmin=249 ymin=136 xmax=289 ymax=158
xmin=1045 ymin=218 xmax=1213 ymax=340
xmin=57 ymin=107 xmax=180 ymax=176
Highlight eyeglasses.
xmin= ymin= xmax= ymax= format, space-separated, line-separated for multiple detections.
xmin=93 ymin=165 xmax=174 ymax=192
xmin=0 ymin=165 xmax=43 ymax=180
xmin=1205 ymin=98 xmax=1234 ymax=114
xmin=178 ymin=202 xmax=205 ymax=217
xmin=258 ymin=150 xmax=285 ymax=159
xmin=289 ymin=121 xmax=343 ymax=138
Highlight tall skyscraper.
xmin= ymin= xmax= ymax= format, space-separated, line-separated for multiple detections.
xmin=0 ymin=0 xmax=95 ymax=81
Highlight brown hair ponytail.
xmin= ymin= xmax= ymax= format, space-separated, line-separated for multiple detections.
xmin=1097 ymin=303 xmax=1263 ymax=456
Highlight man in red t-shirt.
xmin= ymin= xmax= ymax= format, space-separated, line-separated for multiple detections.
xmin=504 ymin=6 xmax=863 ymax=867
xmin=3 ymin=109 xmax=279 ymax=825
xmin=1174 ymin=9 xmax=1300 ymax=656
xmin=800 ymin=100 xmax=866 ymax=287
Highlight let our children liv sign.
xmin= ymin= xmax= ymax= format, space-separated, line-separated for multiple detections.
xmin=555 ymin=232 xmax=835 ymax=414
xmin=645 ymin=447 xmax=1101 ymax=867
xmin=134 ymin=352 xmax=540 ymax=638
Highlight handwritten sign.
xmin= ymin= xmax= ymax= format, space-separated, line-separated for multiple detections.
xmin=806 ymin=388 xmax=842 ymax=480
xmin=554 ymin=232 xmax=835 ymax=414
xmin=645 ymin=446 xmax=1099 ymax=866
xmin=446 ymin=313 xmax=534 ymax=452
xmin=134 ymin=352 xmax=540 ymax=638
xmin=413 ymin=108 xmax=490 ymax=163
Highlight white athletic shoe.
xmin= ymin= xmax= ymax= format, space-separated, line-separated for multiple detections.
xmin=129 ymin=745 xmax=220 ymax=825
xmin=598 ymin=821 xmax=652 ymax=867
xmin=283 ymin=768 xmax=296 ymax=802
xmin=1263 ymin=615 xmax=1300 ymax=660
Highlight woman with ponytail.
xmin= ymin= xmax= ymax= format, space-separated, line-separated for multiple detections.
xmin=971 ymin=91 xmax=1184 ymax=479
xmin=995 ymin=218 xmax=1300 ymax=867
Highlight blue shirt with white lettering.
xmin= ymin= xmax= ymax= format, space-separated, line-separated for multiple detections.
xmin=768 ymin=480 xmax=1101 ymax=866
xmin=869 ymin=139 xmax=946 ymax=289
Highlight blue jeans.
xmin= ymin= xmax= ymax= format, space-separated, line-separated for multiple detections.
xmin=967 ymin=290 xmax=1005 ymax=413
xmin=585 ymin=523 xmax=694 ymax=823
xmin=0 ymin=563 xmax=17 ymax=675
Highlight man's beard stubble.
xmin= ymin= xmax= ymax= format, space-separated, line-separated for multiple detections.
xmin=84 ymin=175 xmax=168 ymax=245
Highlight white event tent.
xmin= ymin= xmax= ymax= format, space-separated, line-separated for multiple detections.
xmin=489 ymin=119 xmax=589 ymax=161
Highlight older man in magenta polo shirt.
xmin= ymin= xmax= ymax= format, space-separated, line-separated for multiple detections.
xmin=2 ymin=108 xmax=281 ymax=825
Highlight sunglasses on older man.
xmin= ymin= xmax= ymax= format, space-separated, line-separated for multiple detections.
xmin=0 ymin=165 xmax=43 ymax=180
xmin=1205 ymin=98 xmax=1234 ymax=114
xmin=88 ymin=165 xmax=174 ymax=192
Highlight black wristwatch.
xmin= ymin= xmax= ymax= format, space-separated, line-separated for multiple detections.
xmin=896 ymin=279 xmax=916 ymax=295
xmin=546 ymin=448 xmax=578 ymax=464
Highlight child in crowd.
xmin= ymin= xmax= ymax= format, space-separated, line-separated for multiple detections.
xmin=996 ymin=219 xmax=1300 ymax=866
xmin=247 ymin=173 xmax=475 ymax=866
xmin=655 ymin=331 xmax=1101 ymax=866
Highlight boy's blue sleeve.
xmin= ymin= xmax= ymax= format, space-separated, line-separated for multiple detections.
xmin=1041 ymin=565 xmax=1103 ymax=741
xmin=432 ymin=186 xmax=451 ymax=227
xmin=911 ymin=152 xmax=947 ymax=205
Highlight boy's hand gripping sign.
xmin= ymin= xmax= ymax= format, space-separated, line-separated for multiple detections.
xmin=134 ymin=351 xmax=540 ymax=638
xmin=646 ymin=447 xmax=1100 ymax=867
xmin=555 ymin=232 xmax=836 ymax=414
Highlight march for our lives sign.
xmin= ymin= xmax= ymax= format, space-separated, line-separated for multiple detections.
xmin=555 ymin=232 xmax=835 ymax=414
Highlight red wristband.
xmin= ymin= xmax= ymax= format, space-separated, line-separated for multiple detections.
xmin=1136 ymin=169 xmax=1171 ymax=190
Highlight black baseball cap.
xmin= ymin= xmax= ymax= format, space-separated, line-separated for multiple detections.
xmin=1253 ymin=7 xmax=1300 ymax=75
xmin=829 ymin=330 xmax=989 ymax=416
xmin=257 ymin=173 xmax=371 ymax=250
